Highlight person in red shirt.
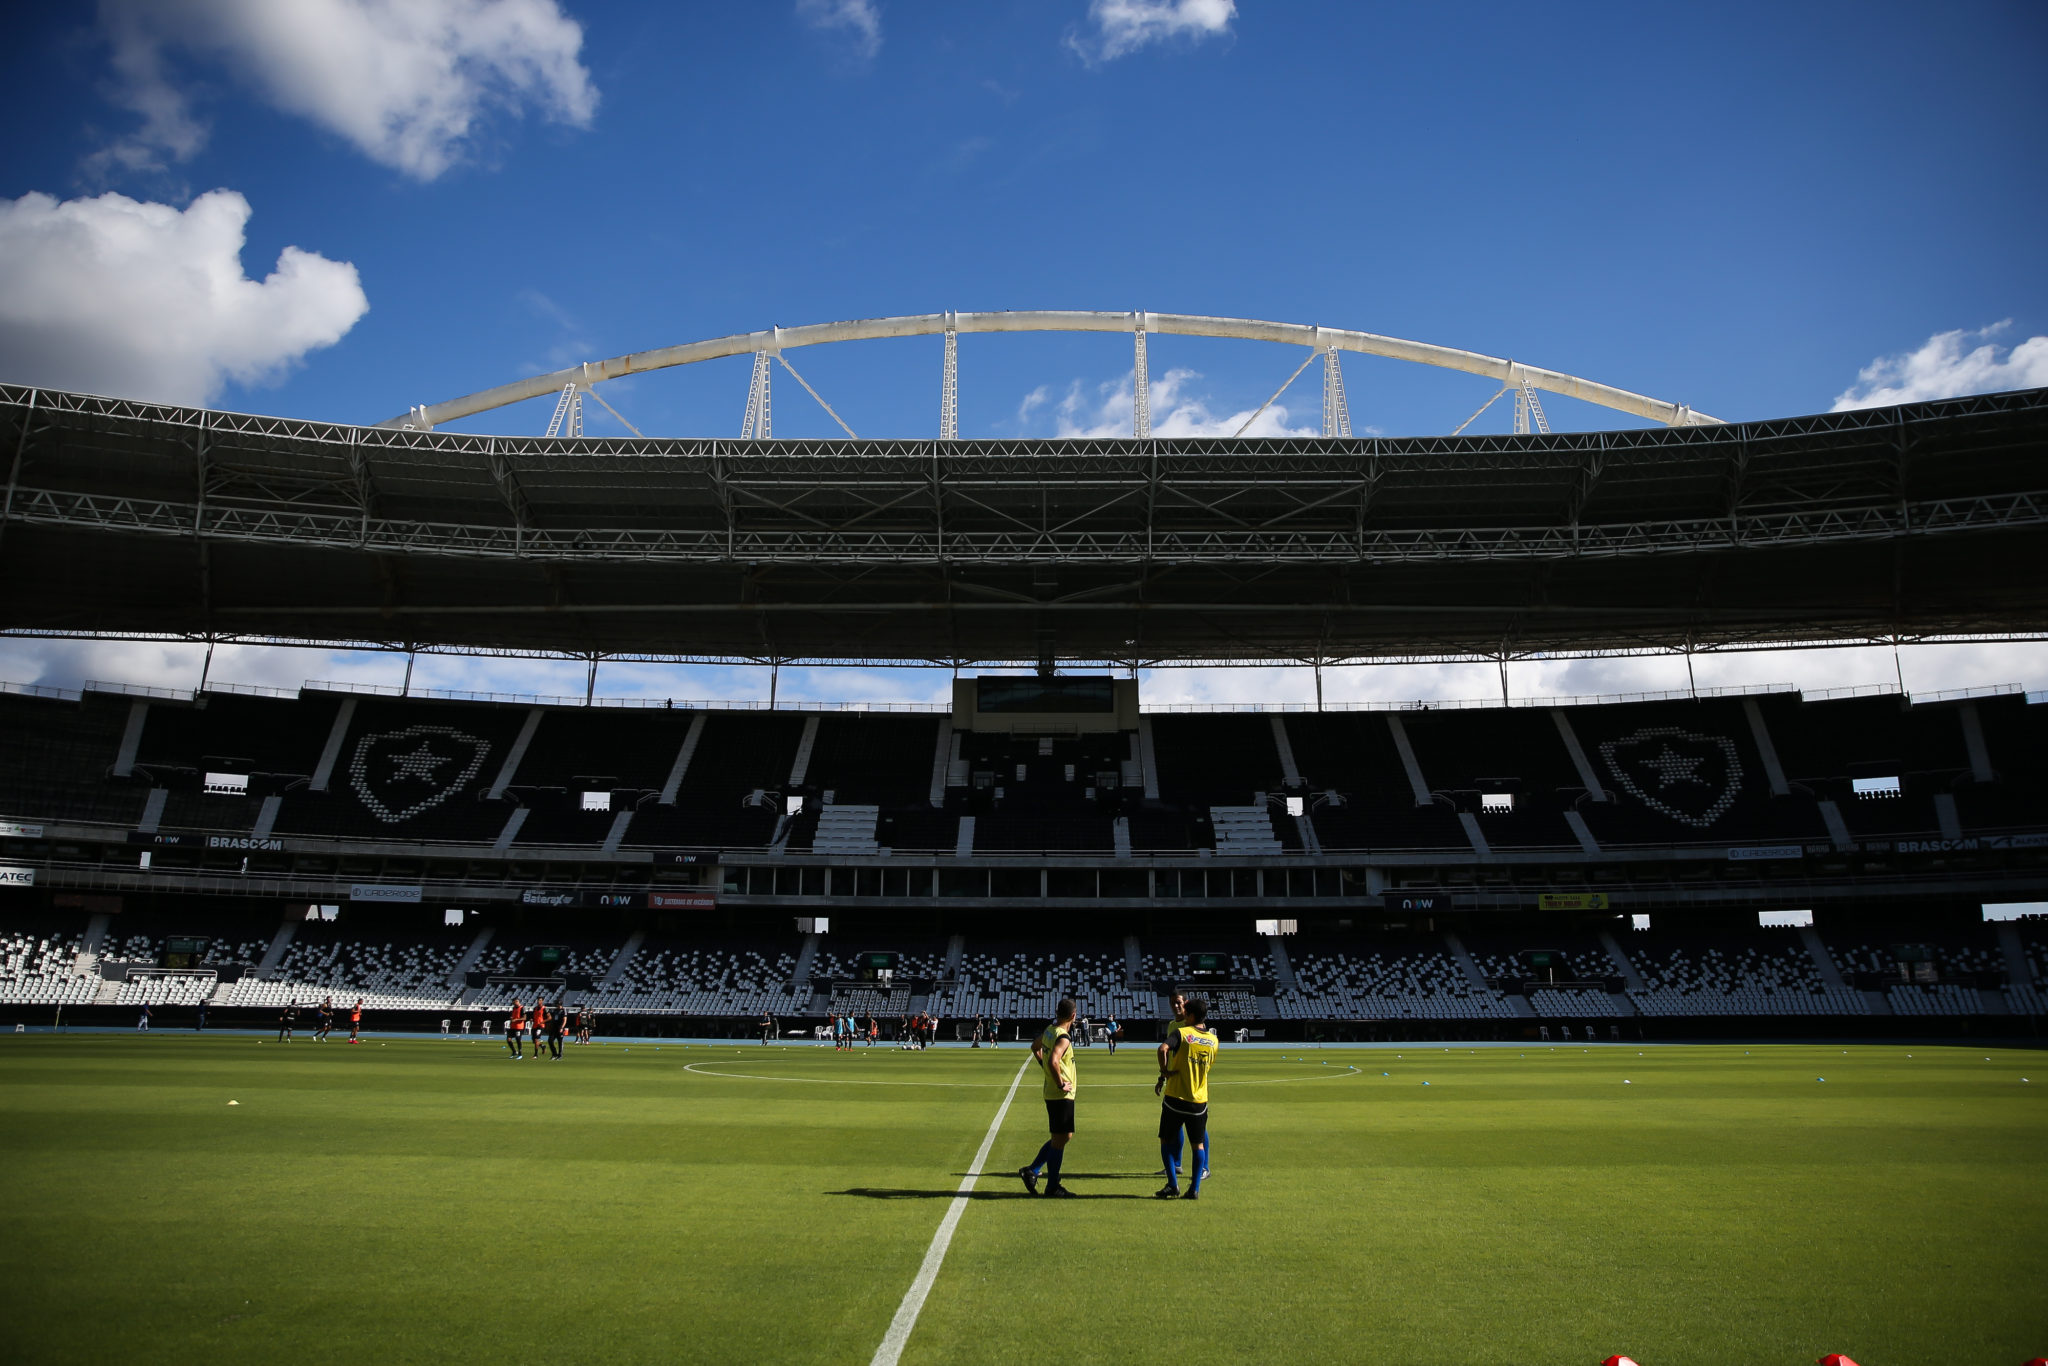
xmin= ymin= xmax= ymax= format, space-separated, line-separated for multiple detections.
xmin=529 ymin=1000 xmax=548 ymax=1061
xmin=506 ymin=998 xmax=526 ymax=1059
xmin=347 ymin=999 xmax=364 ymax=1044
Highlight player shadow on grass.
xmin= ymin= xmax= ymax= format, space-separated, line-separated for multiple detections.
xmin=834 ymin=1172 xmax=1161 ymax=1201
xmin=832 ymin=1187 xmax=1152 ymax=1201
xmin=950 ymin=1171 xmax=1160 ymax=1181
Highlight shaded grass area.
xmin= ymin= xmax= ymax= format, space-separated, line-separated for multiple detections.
xmin=0 ymin=1037 xmax=2042 ymax=1365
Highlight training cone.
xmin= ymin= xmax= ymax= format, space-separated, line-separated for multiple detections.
xmin=1817 ymin=1356 xmax=1861 ymax=1365
xmin=1602 ymin=1356 xmax=1640 ymax=1366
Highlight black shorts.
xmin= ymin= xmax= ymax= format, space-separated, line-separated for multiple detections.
xmin=1044 ymin=1098 xmax=1076 ymax=1134
xmin=1158 ymin=1098 xmax=1208 ymax=1146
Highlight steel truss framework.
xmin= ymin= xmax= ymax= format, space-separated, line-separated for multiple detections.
xmin=3 ymin=383 xmax=2045 ymax=665
xmin=377 ymin=310 xmax=1722 ymax=434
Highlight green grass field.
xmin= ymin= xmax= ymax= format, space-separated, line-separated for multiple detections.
xmin=1 ymin=1033 xmax=2043 ymax=1365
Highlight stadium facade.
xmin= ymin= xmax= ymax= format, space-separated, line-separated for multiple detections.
xmin=2 ymin=379 xmax=2045 ymax=1039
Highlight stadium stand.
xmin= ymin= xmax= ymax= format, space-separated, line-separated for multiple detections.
xmin=595 ymin=931 xmax=808 ymax=1017
xmin=1820 ymin=926 xmax=2007 ymax=1017
xmin=811 ymin=940 xmax=949 ymax=1017
xmin=269 ymin=696 xmax=537 ymax=844
xmin=1463 ymin=932 xmax=1630 ymax=1017
xmin=227 ymin=922 xmax=475 ymax=1011
xmin=1398 ymin=708 xmax=1586 ymax=850
xmin=0 ymin=919 xmax=98 ymax=1006
xmin=1275 ymin=934 xmax=1517 ymax=1021
xmin=1565 ymin=697 xmax=1828 ymax=849
xmin=0 ymin=690 xmax=153 ymax=828
xmin=3 ymin=904 xmax=2042 ymax=1029
xmin=1282 ymin=712 xmax=1472 ymax=852
xmin=2 ymin=678 xmax=2045 ymax=1038
xmin=1621 ymin=932 xmax=1866 ymax=1016
xmin=955 ymin=728 xmax=1125 ymax=854
xmin=946 ymin=939 xmax=1154 ymax=1022
xmin=801 ymin=715 xmax=944 ymax=809
xmin=1956 ymin=695 xmax=2048 ymax=833
xmin=622 ymin=712 xmax=807 ymax=851
xmin=4 ymin=685 xmax=2044 ymax=863
xmin=114 ymin=973 xmax=216 ymax=1007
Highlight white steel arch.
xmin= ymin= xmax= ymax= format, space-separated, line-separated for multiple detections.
xmin=381 ymin=310 xmax=1720 ymax=433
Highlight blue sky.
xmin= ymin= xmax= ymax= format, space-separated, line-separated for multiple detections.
xmin=1 ymin=0 xmax=2045 ymax=705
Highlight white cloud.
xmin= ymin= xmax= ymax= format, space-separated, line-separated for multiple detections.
xmin=1016 ymin=384 xmax=1051 ymax=425
xmin=0 ymin=189 xmax=368 ymax=405
xmin=1068 ymin=0 xmax=1235 ymax=63
xmin=95 ymin=0 xmax=596 ymax=180
xmin=1831 ymin=321 xmax=2048 ymax=411
xmin=1042 ymin=366 xmax=1316 ymax=438
xmin=0 ymin=637 xmax=403 ymax=695
xmin=797 ymin=0 xmax=882 ymax=60
xmin=1150 ymin=639 xmax=2048 ymax=709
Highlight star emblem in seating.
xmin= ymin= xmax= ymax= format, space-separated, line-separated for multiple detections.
xmin=1643 ymin=744 xmax=1704 ymax=788
xmin=347 ymin=724 xmax=492 ymax=824
xmin=389 ymin=743 xmax=448 ymax=784
xmin=1596 ymin=725 xmax=1744 ymax=828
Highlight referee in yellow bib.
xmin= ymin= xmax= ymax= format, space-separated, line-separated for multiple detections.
xmin=1155 ymin=997 xmax=1219 ymax=1200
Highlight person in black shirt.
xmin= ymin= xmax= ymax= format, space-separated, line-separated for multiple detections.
xmin=277 ymin=1004 xmax=296 ymax=1042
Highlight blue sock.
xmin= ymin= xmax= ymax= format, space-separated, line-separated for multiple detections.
xmin=1200 ymin=1127 xmax=1212 ymax=1176
xmin=1189 ymin=1140 xmax=1206 ymax=1194
xmin=1046 ymin=1146 xmax=1064 ymax=1183
xmin=1028 ymin=1140 xmax=1054 ymax=1174
xmin=1159 ymin=1140 xmax=1179 ymax=1187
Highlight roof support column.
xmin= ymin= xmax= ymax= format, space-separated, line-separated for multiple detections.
xmin=940 ymin=312 xmax=959 ymax=440
xmin=1133 ymin=313 xmax=1151 ymax=438
xmin=0 ymin=386 xmax=34 ymax=553
xmin=192 ymin=419 xmax=211 ymax=617
xmin=347 ymin=427 xmax=375 ymax=547
xmin=741 ymin=351 xmax=773 ymax=439
xmin=1321 ymin=348 xmax=1352 ymax=437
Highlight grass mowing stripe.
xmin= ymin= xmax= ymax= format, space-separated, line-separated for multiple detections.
xmin=871 ymin=1057 xmax=1032 ymax=1366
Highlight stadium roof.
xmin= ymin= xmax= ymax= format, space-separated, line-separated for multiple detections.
xmin=2 ymin=383 xmax=2045 ymax=667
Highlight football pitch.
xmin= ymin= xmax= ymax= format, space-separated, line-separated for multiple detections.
xmin=1 ymin=1034 xmax=2042 ymax=1365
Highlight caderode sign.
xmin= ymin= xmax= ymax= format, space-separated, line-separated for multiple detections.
xmin=349 ymin=884 xmax=422 ymax=903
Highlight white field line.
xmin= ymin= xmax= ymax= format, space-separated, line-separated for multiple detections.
xmin=871 ymin=1057 xmax=1032 ymax=1366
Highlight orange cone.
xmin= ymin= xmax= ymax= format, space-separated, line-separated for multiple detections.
xmin=1817 ymin=1356 xmax=1860 ymax=1366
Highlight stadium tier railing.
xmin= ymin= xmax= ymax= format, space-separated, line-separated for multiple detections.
xmin=304 ymin=681 xmax=950 ymax=711
xmin=11 ymin=675 xmax=2035 ymax=715
xmin=0 ymin=680 xmax=84 ymax=702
